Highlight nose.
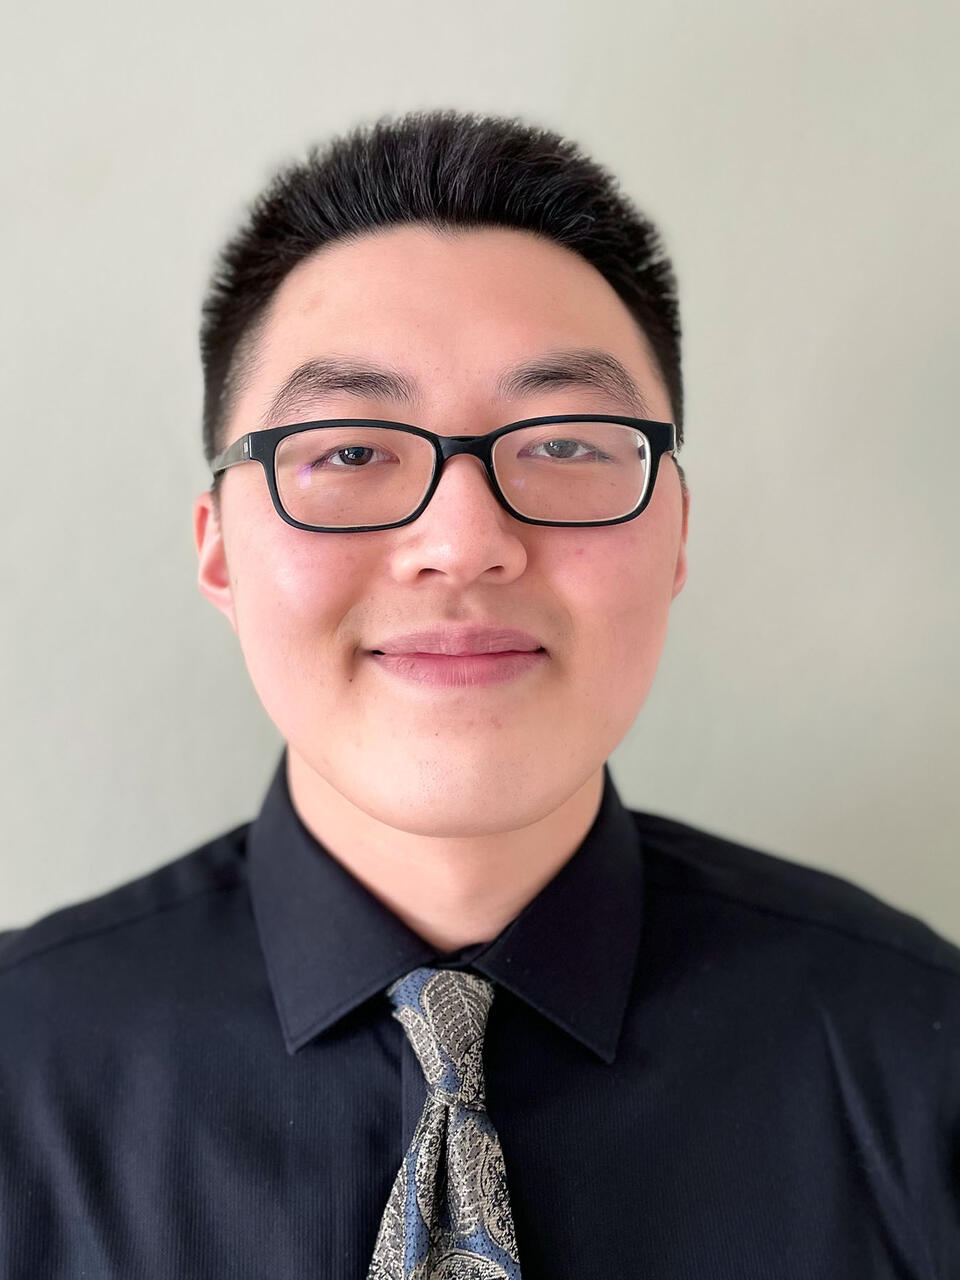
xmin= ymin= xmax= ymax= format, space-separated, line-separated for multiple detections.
xmin=386 ymin=452 xmax=529 ymax=583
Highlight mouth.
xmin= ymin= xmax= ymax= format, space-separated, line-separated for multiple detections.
xmin=369 ymin=647 xmax=547 ymax=657
xmin=366 ymin=647 xmax=549 ymax=689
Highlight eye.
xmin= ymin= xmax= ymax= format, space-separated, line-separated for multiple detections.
xmin=311 ymin=444 xmax=390 ymax=468
xmin=524 ymin=438 xmax=615 ymax=463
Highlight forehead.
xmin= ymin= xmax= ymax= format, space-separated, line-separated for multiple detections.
xmin=267 ymin=224 xmax=641 ymax=345
xmin=231 ymin=224 xmax=671 ymax=433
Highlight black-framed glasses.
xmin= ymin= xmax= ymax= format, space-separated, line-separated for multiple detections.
xmin=210 ymin=414 xmax=678 ymax=533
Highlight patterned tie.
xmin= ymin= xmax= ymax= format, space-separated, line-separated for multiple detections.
xmin=366 ymin=966 xmax=524 ymax=1280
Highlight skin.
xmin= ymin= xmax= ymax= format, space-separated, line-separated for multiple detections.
xmin=194 ymin=225 xmax=689 ymax=951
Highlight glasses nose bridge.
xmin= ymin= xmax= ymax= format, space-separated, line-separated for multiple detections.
xmin=433 ymin=433 xmax=497 ymax=486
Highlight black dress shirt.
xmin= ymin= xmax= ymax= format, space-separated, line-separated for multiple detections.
xmin=1 ymin=748 xmax=958 ymax=1278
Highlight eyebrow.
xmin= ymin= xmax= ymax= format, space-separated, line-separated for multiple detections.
xmin=259 ymin=347 xmax=654 ymax=428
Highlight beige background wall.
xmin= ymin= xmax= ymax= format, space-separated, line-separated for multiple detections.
xmin=1 ymin=0 xmax=957 ymax=940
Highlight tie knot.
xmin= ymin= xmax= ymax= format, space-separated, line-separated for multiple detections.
xmin=386 ymin=966 xmax=494 ymax=1109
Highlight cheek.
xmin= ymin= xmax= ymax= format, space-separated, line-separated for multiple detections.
xmin=557 ymin=521 xmax=677 ymax=686
xmin=229 ymin=528 xmax=367 ymax=689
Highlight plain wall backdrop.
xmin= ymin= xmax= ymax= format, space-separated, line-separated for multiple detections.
xmin=1 ymin=0 xmax=957 ymax=941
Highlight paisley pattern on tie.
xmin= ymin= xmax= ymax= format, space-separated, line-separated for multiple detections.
xmin=366 ymin=967 xmax=524 ymax=1280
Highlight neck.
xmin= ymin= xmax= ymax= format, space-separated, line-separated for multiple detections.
xmin=285 ymin=749 xmax=605 ymax=952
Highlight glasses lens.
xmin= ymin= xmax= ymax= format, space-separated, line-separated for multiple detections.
xmin=273 ymin=421 xmax=651 ymax=529
xmin=275 ymin=427 xmax=435 ymax=528
xmin=493 ymin=421 xmax=650 ymax=522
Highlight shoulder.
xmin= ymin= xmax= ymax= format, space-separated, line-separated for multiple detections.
xmin=0 ymin=822 xmax=252 ymax=982
xmin=0 ymin=823 xmax=258 ymax=1123
xmin=629 ymin=807 xmax=960 ymax=982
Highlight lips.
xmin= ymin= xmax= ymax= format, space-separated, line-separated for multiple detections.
xmin=369 ymin=648 xmax=548 ymax=688
xmin=371 ymin=626 xmax=545 ymax=657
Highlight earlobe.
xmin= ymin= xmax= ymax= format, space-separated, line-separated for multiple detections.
xmin=193 ymin=491 xmax=238 ymax=632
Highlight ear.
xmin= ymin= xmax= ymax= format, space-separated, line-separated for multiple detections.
xmin=672 ymin=480 xmax=689 ymax=599
xmin=193 ymin=490 xmax=238 ymax=633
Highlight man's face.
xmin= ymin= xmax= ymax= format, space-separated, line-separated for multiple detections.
xmin=194 ymin=225 xmax=688 ymax=834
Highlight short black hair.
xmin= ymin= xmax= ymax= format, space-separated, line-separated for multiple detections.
xmin=199 ymin=108 xmax=684 ymax=501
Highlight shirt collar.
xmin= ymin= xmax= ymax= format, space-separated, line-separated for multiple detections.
xmin=247 ymin=749 xmax=645 ymax=1065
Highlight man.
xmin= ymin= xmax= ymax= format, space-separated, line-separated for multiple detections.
xmin=1 ymin=109 xmax=957 ymax=1279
